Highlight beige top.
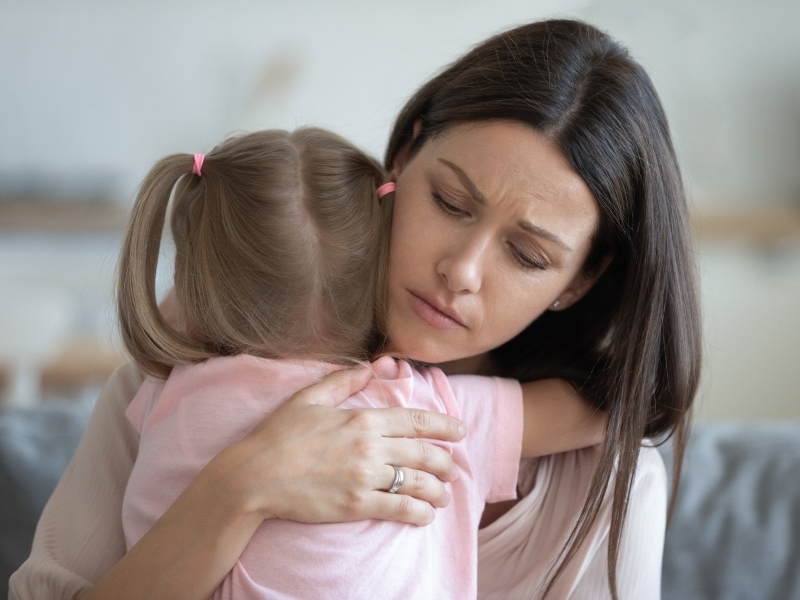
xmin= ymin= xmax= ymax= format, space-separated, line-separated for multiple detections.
xmin=10 ymin=361 xmax=667 ymax=600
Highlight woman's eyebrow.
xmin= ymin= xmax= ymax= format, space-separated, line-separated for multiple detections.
xmin=438 ymin=158 xmax=487 ymax=205
xmin=438 ymin=157 xmax=571 ymax=251
xmin=517 ymin=221 xmax=572 ymax=251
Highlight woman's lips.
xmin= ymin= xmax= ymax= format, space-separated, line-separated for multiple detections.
xmin=408 ymin=291 xmax=466 ymax=330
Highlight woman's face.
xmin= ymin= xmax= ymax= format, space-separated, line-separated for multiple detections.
xmin=385 ymin=120 xmax=602 ymax=367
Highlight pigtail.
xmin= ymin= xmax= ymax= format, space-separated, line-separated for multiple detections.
xmin=119 ymin=128 xmax=392 ymax=376
xmin=117 ymin=154 xmax=213 ymax=378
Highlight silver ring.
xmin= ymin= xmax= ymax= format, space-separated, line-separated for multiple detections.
xmin=387 ymin=465 xmax=404 ymax=494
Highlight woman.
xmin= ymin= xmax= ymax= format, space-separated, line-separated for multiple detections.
xmin=10 ymin=18 xmax=700 ymax=600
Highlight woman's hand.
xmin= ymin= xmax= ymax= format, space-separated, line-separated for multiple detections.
xmin=211 ymin=365 xmax=466 ymax=527
xmin=81 ymin=365 xmax=465 ymax=600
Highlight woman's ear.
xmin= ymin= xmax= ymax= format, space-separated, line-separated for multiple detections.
xmin=390 ymin=119 xmax=423 ymax=178
xmin=551 ymin=255 xmax=613 ymax=311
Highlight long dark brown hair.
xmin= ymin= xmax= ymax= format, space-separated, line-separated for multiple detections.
xmin=386 ymin=19 xmax=701 ymax=598
xmin=118 ymin=127 xmax=391 ymax=378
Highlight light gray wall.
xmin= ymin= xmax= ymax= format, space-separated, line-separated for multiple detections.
xmin=584 ymin=0 xmax=800 ymax=208
xmin=0 ymin=0 xmax=591 ymax=199
xmin=2 ymin=0 xmax=799 ymax=418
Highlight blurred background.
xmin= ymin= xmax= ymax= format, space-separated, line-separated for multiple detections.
xmin=1 ymin=0 xmax=799 ymax=419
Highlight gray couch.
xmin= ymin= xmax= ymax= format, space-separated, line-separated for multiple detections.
xmin=2 ymin=402 xmax=799 ymax=599
xmin=661 ymin=421 xmax=800 ymax=599
xmin=1 ymin=401 xmax=92 ymax=600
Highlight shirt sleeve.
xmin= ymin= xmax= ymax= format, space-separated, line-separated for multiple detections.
xmin=124 ymin=375 xmax=164 ymax=435
xmin=9 ymin=361 xmax=143 ymax=600
xmin=432 ymin=371 xmax=524 ymax=504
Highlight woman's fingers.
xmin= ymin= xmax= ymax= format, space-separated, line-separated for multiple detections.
xmin=284 ymin=367 xmax=467 ymax=443
xmin=372 ymin=435 xmax=458 ymax=482
xmin=289 ymin=365 xmax=374 ymax=407
xmin=342 ymin=405 xmax=466 ymax=443
xmin=382 ymin=465 xmax=450 ymax=509
xmin=379 ymin=406 xmax=466 ymax=442
xmin=368 ymin=492 xmax=437 ymax=527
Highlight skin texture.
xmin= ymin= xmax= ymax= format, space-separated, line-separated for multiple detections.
xmin=386 ymin=120 xmax=603 ymax=370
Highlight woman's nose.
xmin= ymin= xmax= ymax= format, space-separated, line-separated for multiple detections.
xmin=436 ymin=237 xmax=488 ymax=294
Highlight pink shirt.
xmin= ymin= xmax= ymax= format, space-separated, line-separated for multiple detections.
xmin=122 ymin=355 xmax=524 ymax=600
xmin=10 ymin=361 xmax=667 ymax=599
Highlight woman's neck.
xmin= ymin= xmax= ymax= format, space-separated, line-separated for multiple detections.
xmin=434 ymin=352 xmax=494 ymax=376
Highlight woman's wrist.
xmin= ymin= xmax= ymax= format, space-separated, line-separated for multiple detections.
xmin=203 ymin=435 xmax=280 ymax=521
xmin=78 ymin=447 xmax=265 ymax=600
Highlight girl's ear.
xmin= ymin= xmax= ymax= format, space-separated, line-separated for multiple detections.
xmin=390 ymin=119 xmax=423 ymax=178
xmin=551 ymin=255 xmax=613 ymax=311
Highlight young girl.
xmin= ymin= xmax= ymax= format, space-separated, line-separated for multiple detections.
xmin=117 ymin=127 xmax=605 ymax=599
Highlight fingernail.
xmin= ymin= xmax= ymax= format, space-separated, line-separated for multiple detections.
xmin=458 ymin=424 xmax=467 ymax=438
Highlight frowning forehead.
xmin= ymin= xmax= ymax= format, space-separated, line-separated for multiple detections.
xmin=421 ymin=123 xmax=598 ymax=249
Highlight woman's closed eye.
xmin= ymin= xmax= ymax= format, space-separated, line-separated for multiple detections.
xmin=432 ymin=190 xmax=549 ymax=270
xmin=509 ymin=243 xmax=548 ymax=270
xmin=432 ymin=192 xmax=470 ymax=218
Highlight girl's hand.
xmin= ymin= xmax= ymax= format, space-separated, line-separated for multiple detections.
xmin=209 ymin=365 xmax=466 ymax=527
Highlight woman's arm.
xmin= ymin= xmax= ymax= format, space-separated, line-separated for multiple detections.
xmin=520 ymin=379 xmax=606 ymax=458
xmin=11 ymin=363 xmax=465 ymax=600
xmin=9 ymin=361 xmax=142 ymax=600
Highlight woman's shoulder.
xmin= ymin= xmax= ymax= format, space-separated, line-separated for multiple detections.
xmin=634 ymin=444 xmax=668 ymax=494
xmin=107 ymin=359 xmax=146 ymax=406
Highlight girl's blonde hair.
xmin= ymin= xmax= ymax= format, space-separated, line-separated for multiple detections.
xmin=118 ymin=127 xmax=391 ymax=378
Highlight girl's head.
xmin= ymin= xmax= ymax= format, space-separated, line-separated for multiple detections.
xmin=382 ymin=18 xmax=701 ymax=597
xmin=118 ymin=127 xmax=390 ymax=378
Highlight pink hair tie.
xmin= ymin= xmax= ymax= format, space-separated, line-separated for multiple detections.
xmin=376 ymin=182 xmax=396 ymax=199
xmin=192 ymin=153 xmax=205 ymax=177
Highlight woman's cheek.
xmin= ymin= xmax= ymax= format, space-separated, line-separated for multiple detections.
xmin=488 ymin=275 xmax=551 ymax=341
